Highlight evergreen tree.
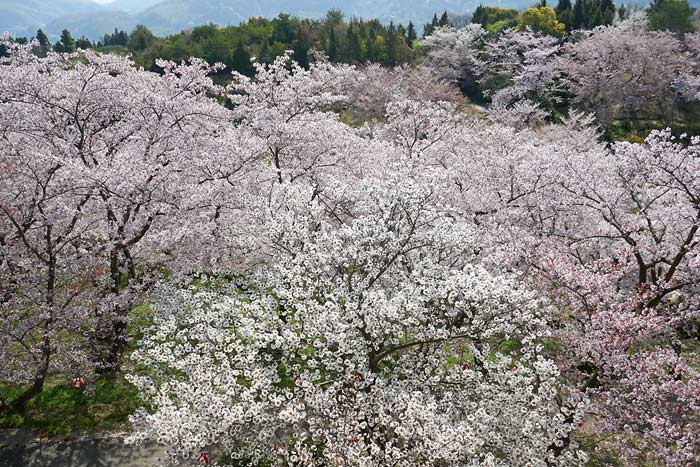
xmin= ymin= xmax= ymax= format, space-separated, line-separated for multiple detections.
xmin=648 ymin=0 xmax=694 ymax=33
xmin=618 ymin=2 xmax=627 ymax=19
xmin=439 ymin=10 xmax=450 ymax=26
xmin=599 ymin=0 xmax=616 ymax=25
xmin=75 ymin=36 xmax=92 ymax=49
xmin=556 ymin=0 xmax=572 ymax=13
xmin=406 ymin=21 xmax=417 ymax=46
xmin=128 ymin=25 xmax=155 ymax=51
xmin=117 ymin=30 xmax=129 ymax=46
xmin=35 ymin=28 xmax=49 ymax=48
xmin=387 ymin=22 xmax=397 ymax=67
xmin=572 ymin=0 xmax=585 ymax=29
xmin=345 ymin=25 xmax=363 ymax=62
xmin=231 ymin=40 xmax=254 ymax=76
xmin=325 ymin=8 xmax=345 ymax=27
xmin=556 ymin=0 xmax=574 ymax=29
xmin=292 ymin=26 xmax=311 ymax=68
xmin=327 ymin=27 xmax=338 ymax=62
xmin=59 ymin=29 xmax=75 ymax=53
xmin=365 ymin=29 xmax=377 ymax=61
xmin=591 ymin=6 xmax=603 ymax=27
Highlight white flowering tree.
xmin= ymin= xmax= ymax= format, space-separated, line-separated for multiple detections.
xmin=128 ymin=178 xmax=584 ymax=467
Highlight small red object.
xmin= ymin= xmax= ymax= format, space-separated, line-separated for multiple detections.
xmin=197 ymin=452 xmax=210 ymax=465
xmin=462 ymin=363 xmax=470 ymax=370
xmin=293 ymin=375 xmax=301 ymax=383
xmin=349 ymin=436 xmax=360 ymax=444
xmin=677 ymin=405 xmax=684 ymax=415
xmin=71 ymin=377 xmax=85 ymax=389
xmin=354 ymin=375 xmax=363 ymax=382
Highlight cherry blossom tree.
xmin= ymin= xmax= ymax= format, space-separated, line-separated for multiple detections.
xmin=128 ymin=178 xmax=585 ymax=467
xmin=0 ymin=41 xmax=233 ymax=407
xmin=442 ymin=119 xmax=700 ymax=465
xmin=557 ymin=18 xmax=685 ymax=127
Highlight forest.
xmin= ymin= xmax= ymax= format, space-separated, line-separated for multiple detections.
xmin=1 ymin=2 xmax=700 ymax=466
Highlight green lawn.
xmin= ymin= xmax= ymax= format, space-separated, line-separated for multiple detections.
xmin=0 ymin=374 xmax=141 ymax=437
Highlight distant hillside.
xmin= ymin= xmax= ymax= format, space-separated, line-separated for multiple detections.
xmin=44 ymin=10 xmax=138 ymax=41
xmin=0 ymin=0 xmax=97 ymax=37
xmin=138 ymin=0 xmax=534 ymax=36
xmin=1 ymin=0 xmax=534 ymax=40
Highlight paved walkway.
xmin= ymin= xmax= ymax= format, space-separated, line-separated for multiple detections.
xmin=0 ymin=429 xmax=182 ymax=467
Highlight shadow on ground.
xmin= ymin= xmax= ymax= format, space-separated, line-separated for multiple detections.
xmin=0 ymin=429 xmax=180 ymax=467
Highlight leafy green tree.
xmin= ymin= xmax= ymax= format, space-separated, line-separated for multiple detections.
xmin=128 ymin=25 xmax=155 ymax=51
xmin=325 ymin=8 xmax=344 ymax=27
xmin=203 ymin=33 xmax=231 ymax=69
xmin=231 ymin=40 xmax=254 ymax=76
xmin=473 ymin=6 xmax=519 ymax=30
xmin=372 ymin=35 xmax=387 ymax=63
xmin=272 ymin=14 xmax=296 ymax=44
xmin=517 ymin=7 xmax=566 ymax=36
xmin=648 ymin=0 xmax=695 ymax=33
xmin=191 ymin=23 xmax=217 ymax=42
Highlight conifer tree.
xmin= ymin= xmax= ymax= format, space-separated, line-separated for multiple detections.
xmin=328 ymin=27 xmax=338 ymax=61
xmin=231 ymin=40 xmax=254 ymax=76
xmin=406 ymin=22 xmax=417 ymax=46
xmin=387 ymin=22 xmax=397 ymax=67
xmin=439 ymin=10 xmax=450 ymax=26
xmin=59 ymin=29 xmax=75 ymax=53
xmin=35 ymin=29 xmax=49 ymax=48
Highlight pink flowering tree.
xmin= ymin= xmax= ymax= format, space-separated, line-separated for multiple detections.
xmin=0 ymin=41 xmax=232 ymax=407
xmin=557 ymin=18 xmax=685 ymax=127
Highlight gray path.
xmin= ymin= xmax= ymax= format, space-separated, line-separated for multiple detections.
xmin=0 ymin=429 xmax=182 ymax=467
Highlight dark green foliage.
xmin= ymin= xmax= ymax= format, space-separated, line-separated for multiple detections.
xmin=648 ymin=0 xmax=695 ymax=33
xmin=35 ymin=28 xmax=49 ymax=47
xmin=439 ymin=10 xmax=450 ymax=26
xmin=91 ymin=11 xmax=417 ymax=71
xmin=327 ymin=27 xmax=338 ymax=61
xmin=423 ymin=13 xmax=440 ymax=37
xmin=101 ymin=28 xmax=129 ymax=47
xmin=556 ymin=0 xmax=574 ymax=29
xmin=231 ymin=40 xmax=255 ymax=76
xmin=406 ymin=21 xmax=417 ymax=46
xmin=472 ymin=6 xmax=519 ymax=30
xmin=618 ymin=3 xmax=627 ymax=19
xmin=128 ymin=25 xmax=156 ymax=51
xmin=571 ymin=0 xmax=616 ymax=28
xmin=75 ymin=36 xmax=92 ymax=49
xmin=59 ymin=29 xmax=75 ymax=53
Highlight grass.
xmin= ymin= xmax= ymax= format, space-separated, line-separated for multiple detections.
xmin=0 ymin=374 xmax=142 ymax=438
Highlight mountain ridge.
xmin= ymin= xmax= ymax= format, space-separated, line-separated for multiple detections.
xmin=1 ymin=0 xmax=533 ymax=40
